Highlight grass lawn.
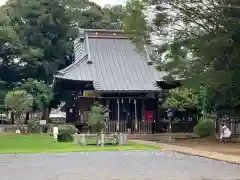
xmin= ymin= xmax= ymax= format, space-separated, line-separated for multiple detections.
xmin=0 ymin=134 xmax=160 ymax=154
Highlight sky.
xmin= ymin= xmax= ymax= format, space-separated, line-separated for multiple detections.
xmin=0 ymin=0 xmax=125 ymax=6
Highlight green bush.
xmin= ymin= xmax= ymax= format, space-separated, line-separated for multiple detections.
xmin=47 ymin=124 xmax=54 ymax=135
xmin=27 ymin=120 xmax=41 ymax=133
xmin=40 ymin=124 xmax=49 ymax=133
xmin=57 ymin=124 xmax=77 ymax=142
xmin=194 ymin=119 xmax=215 ymax=137
xmin=57 ymin=133 xmax=74 ymax=142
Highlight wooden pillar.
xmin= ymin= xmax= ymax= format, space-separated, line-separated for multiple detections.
xmin=155 ymin=96 xmax=159 ymax=133
xmin=117 ymin=98 xmax=120 ymax=132
xmin=134 ymin=99 xmax=137 ymax=131
xmin=106 ymin=99 xmax=110 ymax=121
xmin=141 ymin=99 xmax=145 ymax=121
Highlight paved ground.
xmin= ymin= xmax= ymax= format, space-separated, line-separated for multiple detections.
xmin=165 ymin=138 xmax=240 ymax=156
xmin=0 ymin=151 xmax=240 ymax=180
xmin=132 ymin=139 xmax=240 ymax=164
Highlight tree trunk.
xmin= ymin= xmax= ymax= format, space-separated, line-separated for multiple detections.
xmin=41 ymin=106 xmax=49 ymax=120
xmin=16 ymin=114 xmax=21 ymax=125
xmin=25 ymin=112 xmax=30 ymax=124
xmin=11 ymin=112 xmax=15 ymax=124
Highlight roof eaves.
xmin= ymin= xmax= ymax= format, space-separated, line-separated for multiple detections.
xmin=94 ymin=90 xmax=162 ymax=93
xmin=54 ymin=75 xmax=93 ymax=82
xmin=57 ymin=53 xmax=88 ymax=75
xmin=152 ymin=81 xmax=162 ymax=90
xmin=84 ymin=29 xmax=124 ymax=33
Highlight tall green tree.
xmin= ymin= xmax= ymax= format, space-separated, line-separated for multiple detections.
xmin=5 ymin=0 xmax=78 ymax=83
xmin=0 ymin=8 xmax=22 ymax=104
xmin=123 ymin=0 xmax=240 ymax=112
xmin=163 ymin=88 xmax=200 ymax=109
xmin=63 ymin=0 xmax=126 ymax=29
xmin=18 ymin=78 xmax=53 ymax=120
xmin=5 ymin=90 xmax=33 ymax=124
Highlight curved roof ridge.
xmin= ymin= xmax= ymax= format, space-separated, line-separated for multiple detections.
xmin=85 ymin=33 xmax=92 ymax=63
xmin=57 ymin=53 xmax=88 ymax=75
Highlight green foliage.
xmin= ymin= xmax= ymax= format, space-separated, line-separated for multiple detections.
xmin=57 ymin=124 xmax=77 ymax=142
xmin=124 ymin=0 xmax=240 ymax=112
xmin=163 ymin=88 xmax=200 ymax=109
xmin=194 ymin=118 xmax=215 ymax=137
xmin=18 ymin=78 xmax=53 ymax=111
xmin=4 ymin=90 xmax=33 ymax=124
xmin=123 ymin=0 xmax=149 ymax=50
xmin=58 ymin=124 xmax=77 ymax=134
xmin=4 ymin=0 xmax=78 ymax=83
xmin=1 ymin=0 xmax=128 ymax=111
xmin=57 ymin=133 xmax=73 ymax=142
xmin=88 ymin=103 xmax=105 ymax=134
xmin=63 ymin=0 xmax=125 ymax=29
xmin=27 ymin=120 xmax=41 ymax=133
xmin=40 ymin=124 xmax=49 ymax=133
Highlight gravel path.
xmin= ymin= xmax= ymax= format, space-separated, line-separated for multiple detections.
xmin=0 ymin=150 xmax=239 ymax=180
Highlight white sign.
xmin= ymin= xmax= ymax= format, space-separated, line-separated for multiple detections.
xmin=40 ymin=120 xmax=47 ymax=125
xmin=16 ymin=130 xmax=21 ymax=134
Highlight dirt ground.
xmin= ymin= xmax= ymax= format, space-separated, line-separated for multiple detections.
xmin=169 ymin=138 xmax=240 ymax=156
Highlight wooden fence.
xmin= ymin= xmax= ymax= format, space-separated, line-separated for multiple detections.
xmin=0 ymin=125 xmax=28 ymax=133
xmin=103 ymin=121 xmax=152 ymax=133
xmin=205 ymin=114 xmax=240 ymax=135
xmin=215 ymin=117 xmax=240 ymax=135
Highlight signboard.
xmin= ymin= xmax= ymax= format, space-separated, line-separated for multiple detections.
xmin=83 ymin=91 xmax=101 ymax=97
xmin=40 ymin=120 xmax=47 ymax=125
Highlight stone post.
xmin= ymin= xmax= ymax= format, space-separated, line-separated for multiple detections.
xmin=100 ymin=133 xmax=105 ymax=146
xmin=123 ymin=134 xmax=128 ymax=145
xmin=80 ymin=134 xmax=86 ymax=146
xmin=118 ymin=133 xmax=123 ymax=145
xmin=74 ymin=134 xmax=78 ymax=144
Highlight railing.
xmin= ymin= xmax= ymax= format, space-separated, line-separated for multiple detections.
xmin=49 ymin=117 xmax=66 ymax=124
xmin=0 ymin=125 xmax=28 ymax=133
xmin=104 ymin=120 xmax=152 ymax=133
xmin=206 ymin=114 xmax=240 ymax=135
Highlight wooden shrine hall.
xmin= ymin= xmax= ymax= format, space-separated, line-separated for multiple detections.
xmin=53 ymin=29 xmax=179 ymax=133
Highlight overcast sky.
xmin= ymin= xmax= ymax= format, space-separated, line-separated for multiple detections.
xmin=0 ymin=0 xmax=126 ymax=6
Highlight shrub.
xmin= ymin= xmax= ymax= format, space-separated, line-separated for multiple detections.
xmin=57 ymin=124 xmax=77 ymax=142
xmin=27 ymin=120 xmax=41 ymax=133
xmin=40 ymin=124 xmax=49 ymax=133
xmin=47 ymin=124 xmax=54 ymax=135
xmin=88 ymin=103 xmax=105 ymax=134
xmin=5 ymin=90 xmax=33 ymax=124
xmin=194 ymin=118 xmax=215 ymax=137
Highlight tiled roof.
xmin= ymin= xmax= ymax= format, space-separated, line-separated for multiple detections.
xmin=55 ymin=29 xmax=165 ymax=92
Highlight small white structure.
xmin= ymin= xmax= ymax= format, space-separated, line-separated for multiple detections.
xmin=16 ymin=129 xmax=21 ymax=134
xmin=52 ymin=126 xmax=59 ymax=142
xmin=39 ymin=120 xmax=46 ymax=125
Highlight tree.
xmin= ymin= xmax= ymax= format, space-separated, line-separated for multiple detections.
xmin=18 ymin=78 xmax=53 ymax=120
xmin=87 ymin=103 xmax=106 ymax=145
xmin=0 ymin=8 xmax=23 ymax=104
xmin=4 ymin=90 xmax=33 ymax=124
xmin=163 ymin=88 xmax=200 ymax=109
xmin=123 ymin=0 xmax=149 ymax=50
xmin=123 ymin=0 xmax=240 ymax=112
xmin=88 ymin=103 xmax=105 ymax=134
xmin=1 ymin=0 xmax=128 ymax=113
xmin=63 ymin=0 xmax=126 ymax=29
xmin=5 ymin=0 xmax=78 ymax=83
